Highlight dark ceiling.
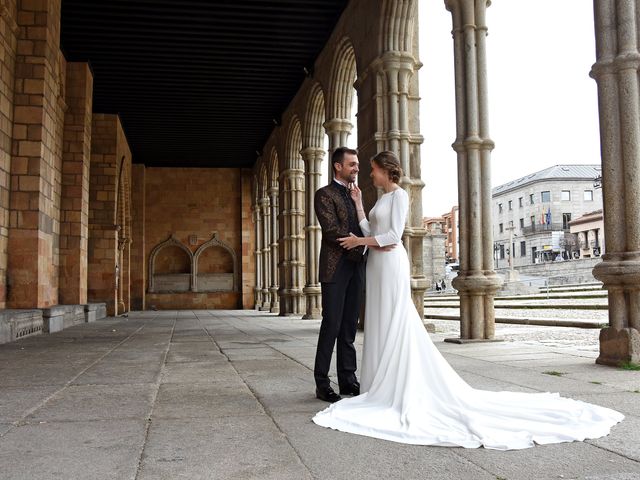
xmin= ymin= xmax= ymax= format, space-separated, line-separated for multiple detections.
xmin=60 ymin=0 xmax=348 ymax=168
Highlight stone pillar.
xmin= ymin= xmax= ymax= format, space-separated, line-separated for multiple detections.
xmin=59 ymin=62 xmax=93 ymax=305
xmin=130 ymin=164 xmax=145 ymax=310
xmin=323 ymin=118 xmax=352 ymax=180
xmin=268 ymin=186 xmax=280 ymax=313
xmin=378 ymin=52 xmax=429 ymax=316
xmin=302 ymin=146 xmax=324 ymax=319
xmin=253 ymin=201 xmax=263 ymax=309
xmin=0 ymin=0 xmax=20 ymax=309
xmin=591 ymin=0 xmax=640 ymax=365
xmin=88 ymin=114 xmax=131 ymax=316
xmin=259 ymin=196 xmax=271 ymax=311
xmin=8 ymin=0 xmax=66 ymax=308
xmin=279 ymin=167 xmax=305 ymax=315
xmin=445 ymin=0 xmax=502 ymax=342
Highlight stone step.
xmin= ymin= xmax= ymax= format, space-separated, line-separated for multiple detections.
xmin=424 ymin=313 xmax=604 ymax=329
xmin=424 ymin=303 xmax=608 ymax=310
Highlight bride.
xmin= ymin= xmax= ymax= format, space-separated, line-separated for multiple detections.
xmin=312 ymin=150 xmax=624 ymax=450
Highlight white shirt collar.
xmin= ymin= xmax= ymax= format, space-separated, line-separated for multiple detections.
xmin=333 ymin=178 xmax=348 ymax=188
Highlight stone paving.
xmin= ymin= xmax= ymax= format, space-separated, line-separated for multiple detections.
xmin=0 ymin=310 xmax=639 ymax=480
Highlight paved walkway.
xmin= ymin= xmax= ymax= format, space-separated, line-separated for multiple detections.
xmin=0 ymin=310 xmax=639 ymax=480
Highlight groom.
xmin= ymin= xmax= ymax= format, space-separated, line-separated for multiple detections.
xmin=313 ymin=147 xmax=366 ymax=403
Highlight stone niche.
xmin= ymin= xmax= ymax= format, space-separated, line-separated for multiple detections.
xmin=148 ymin=234 xmax=238 ymax=294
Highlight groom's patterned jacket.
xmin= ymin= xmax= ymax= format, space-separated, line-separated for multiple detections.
xmin=314 ymin=181 xmax=366 ymax=283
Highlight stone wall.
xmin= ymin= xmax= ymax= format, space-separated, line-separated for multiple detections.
xmin=0 ymin=0 xmax=18 ymax=308
xmin=59 ymin=62 xmax=92 ymax=304
xmin=7 ymin=0 xmax=66 ymax=308
xmin=144 ymin=167 xmax=246 ymax=310
xmin=497 ymin=257 xmax=602 ymax=285
xmin=87 ymin=114 xmax=131 ymax=315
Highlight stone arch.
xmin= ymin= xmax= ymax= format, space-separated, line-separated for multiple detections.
xmin=380 ymin=0 xmax=417 ymax=53
xmin=268 ymin=147 xmax=279 ymax=189
xmin=148 ymin=235 xmax=193 ymax=293
xmin=194 ymin=233 xmax=238 ymax=292
xmin=303 ymin=82 xmax=327 ymax=149
xmin=326 ymin=37 xmax=357 ymax=121
xmin=284 ymin=115 xmax=303 ymax=170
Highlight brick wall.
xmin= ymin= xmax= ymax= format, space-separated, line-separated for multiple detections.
xmin=7 ymin=0 xmax=65 ymax=308
xmin=88 ymin=113 xmax=132 ymax=315
xmin=130 ymin=164 xmax=145 ymax=310
xmin=145 ymin=167 xmax=244 ymax=310
xmin=59 ymin=62 xmax=92 ymax=304
xmin=0 ymin=0 xmax=19 ymax=308
xmin=241 ymin=168 xmax=255 ymax=308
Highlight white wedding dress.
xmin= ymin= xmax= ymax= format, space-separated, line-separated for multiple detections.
xmin=312 ymin=187 xmax=624 ymax=450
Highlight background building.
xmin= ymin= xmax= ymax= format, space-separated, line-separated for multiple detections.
xmin=569 ymin=210 xmax=604 ymax=259
xmin=492 ymin=165 xmax=603 ymax=268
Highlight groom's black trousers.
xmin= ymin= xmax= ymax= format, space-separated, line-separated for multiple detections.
xmin=314 ymin=258 xmax=365 ymax=390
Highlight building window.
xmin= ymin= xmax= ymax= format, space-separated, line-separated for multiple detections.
xmin=584 ymin=190 xmax=593 ymax=201
xmin=499 ymin=244 xmax=505 ymax=259
xmin=499 ymin=223 xmax=503 ymax=233
xmin=529 ymin=193 xmax=534 ymax=205
xmin=498 ymin=203 xmax=503 ymax=213
xmin=561 ymin=190 xmax=571 ymax=201
xmin=518 ymin=197 xmax=523 ymax=208
xmin=519 ymin=218 xmax=524 ymax=229
xmin=562 ymin=212 xmax=572 ymax=230
xmin=520 ymin=240 xmax=526 ymax=257
xmin=508 ymin=200 xmax=513 ymax=210
xmin=509 ymin=220 xmax=514 ymax=228
xmin=541 ymin=191 xmax=551 ymax=202
xmin=530 ymin=215 xmax=535 ymax=225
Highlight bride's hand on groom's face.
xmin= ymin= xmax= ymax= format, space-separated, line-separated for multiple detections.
xmin=348 ymin=183 xmax=362 ymax=205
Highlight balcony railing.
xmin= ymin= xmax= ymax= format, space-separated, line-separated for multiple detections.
xmin=521 ymin=223 xmax=567 ymax=235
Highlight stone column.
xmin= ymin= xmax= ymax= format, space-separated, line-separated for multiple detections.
xmin=130 ymin=164 xmax=145 ymax=310
xmin=268 ymin=186 xmax=280 ymax=313
xmin=7 ymin=0 xmax=66 ymax=308
xmin=279 ymin=167 xmax=305 ymax=315
xmin=260 ymin=196 xmax=271 ymax=311
xmin=445 ymin=0 xmax=502 ymax=342
xmin=323 ymin=118 xmax=352 ymax=179
xmin=378 ymin=52 xmax=429 ymax=316
xmin=591 ymin=0 xmax=640 ymax=365
xmin=253 ymin=202 xmax=263 ymax=310
xmin=59 ymin=62 xmax=93 ymax=305
xmin=302 ymin=147 xmax=324 ymax=319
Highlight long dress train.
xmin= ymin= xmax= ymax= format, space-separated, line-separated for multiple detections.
xmin=312 ymin=188 xmax=623 ymax=450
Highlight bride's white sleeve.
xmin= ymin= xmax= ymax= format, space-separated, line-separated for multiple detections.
xmin=374 ymin=189 xmax=408 ymax=247
xmin=359 ymin=218 xmax=371 ymax=236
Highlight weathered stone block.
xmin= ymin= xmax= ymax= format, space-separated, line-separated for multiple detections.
xmin=0 ymin=309 xmax=43 ymax=344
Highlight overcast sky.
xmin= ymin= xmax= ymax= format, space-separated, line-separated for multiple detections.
xmin=419 ymin=1 xmax=601 ymax=217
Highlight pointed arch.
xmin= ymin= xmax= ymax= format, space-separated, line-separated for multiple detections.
xmin=194 ymin=233 xmax=239 ymax=292
xmin=148 ymin=235 xmax=193 ymax=293
xmin=380 ymin=0 xmax=417 ymax=53
xmin=268 ymin=147 xmax=279 ymax=189
xmin=284 ymin=115 xmax=303 ymax=170
xmin=303 ymin=82 xmax=327 ymax=149
xmin=327 ymin=37 xmax=357 ymax=121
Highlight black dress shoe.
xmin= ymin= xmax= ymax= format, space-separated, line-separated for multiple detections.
xmin=339 ymin=381 xmax=360 ymax=396
xmin=316 ymin=387 xmax=342 ymax=403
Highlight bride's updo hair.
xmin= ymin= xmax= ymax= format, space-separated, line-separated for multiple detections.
xmin=372 ymin=151 xmax=403 ymax=183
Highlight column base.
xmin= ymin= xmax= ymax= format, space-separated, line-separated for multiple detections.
xmin=302 ymin=310 xmax=321 ymax=320
xmin=596 ymin=327 xmax=640 ymax=366
xmin=444 ymin=337 xmax=504 ymax=344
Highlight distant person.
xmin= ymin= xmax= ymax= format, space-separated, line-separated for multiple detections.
xmin=441 ymin=279 xmax=447 ymax=291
